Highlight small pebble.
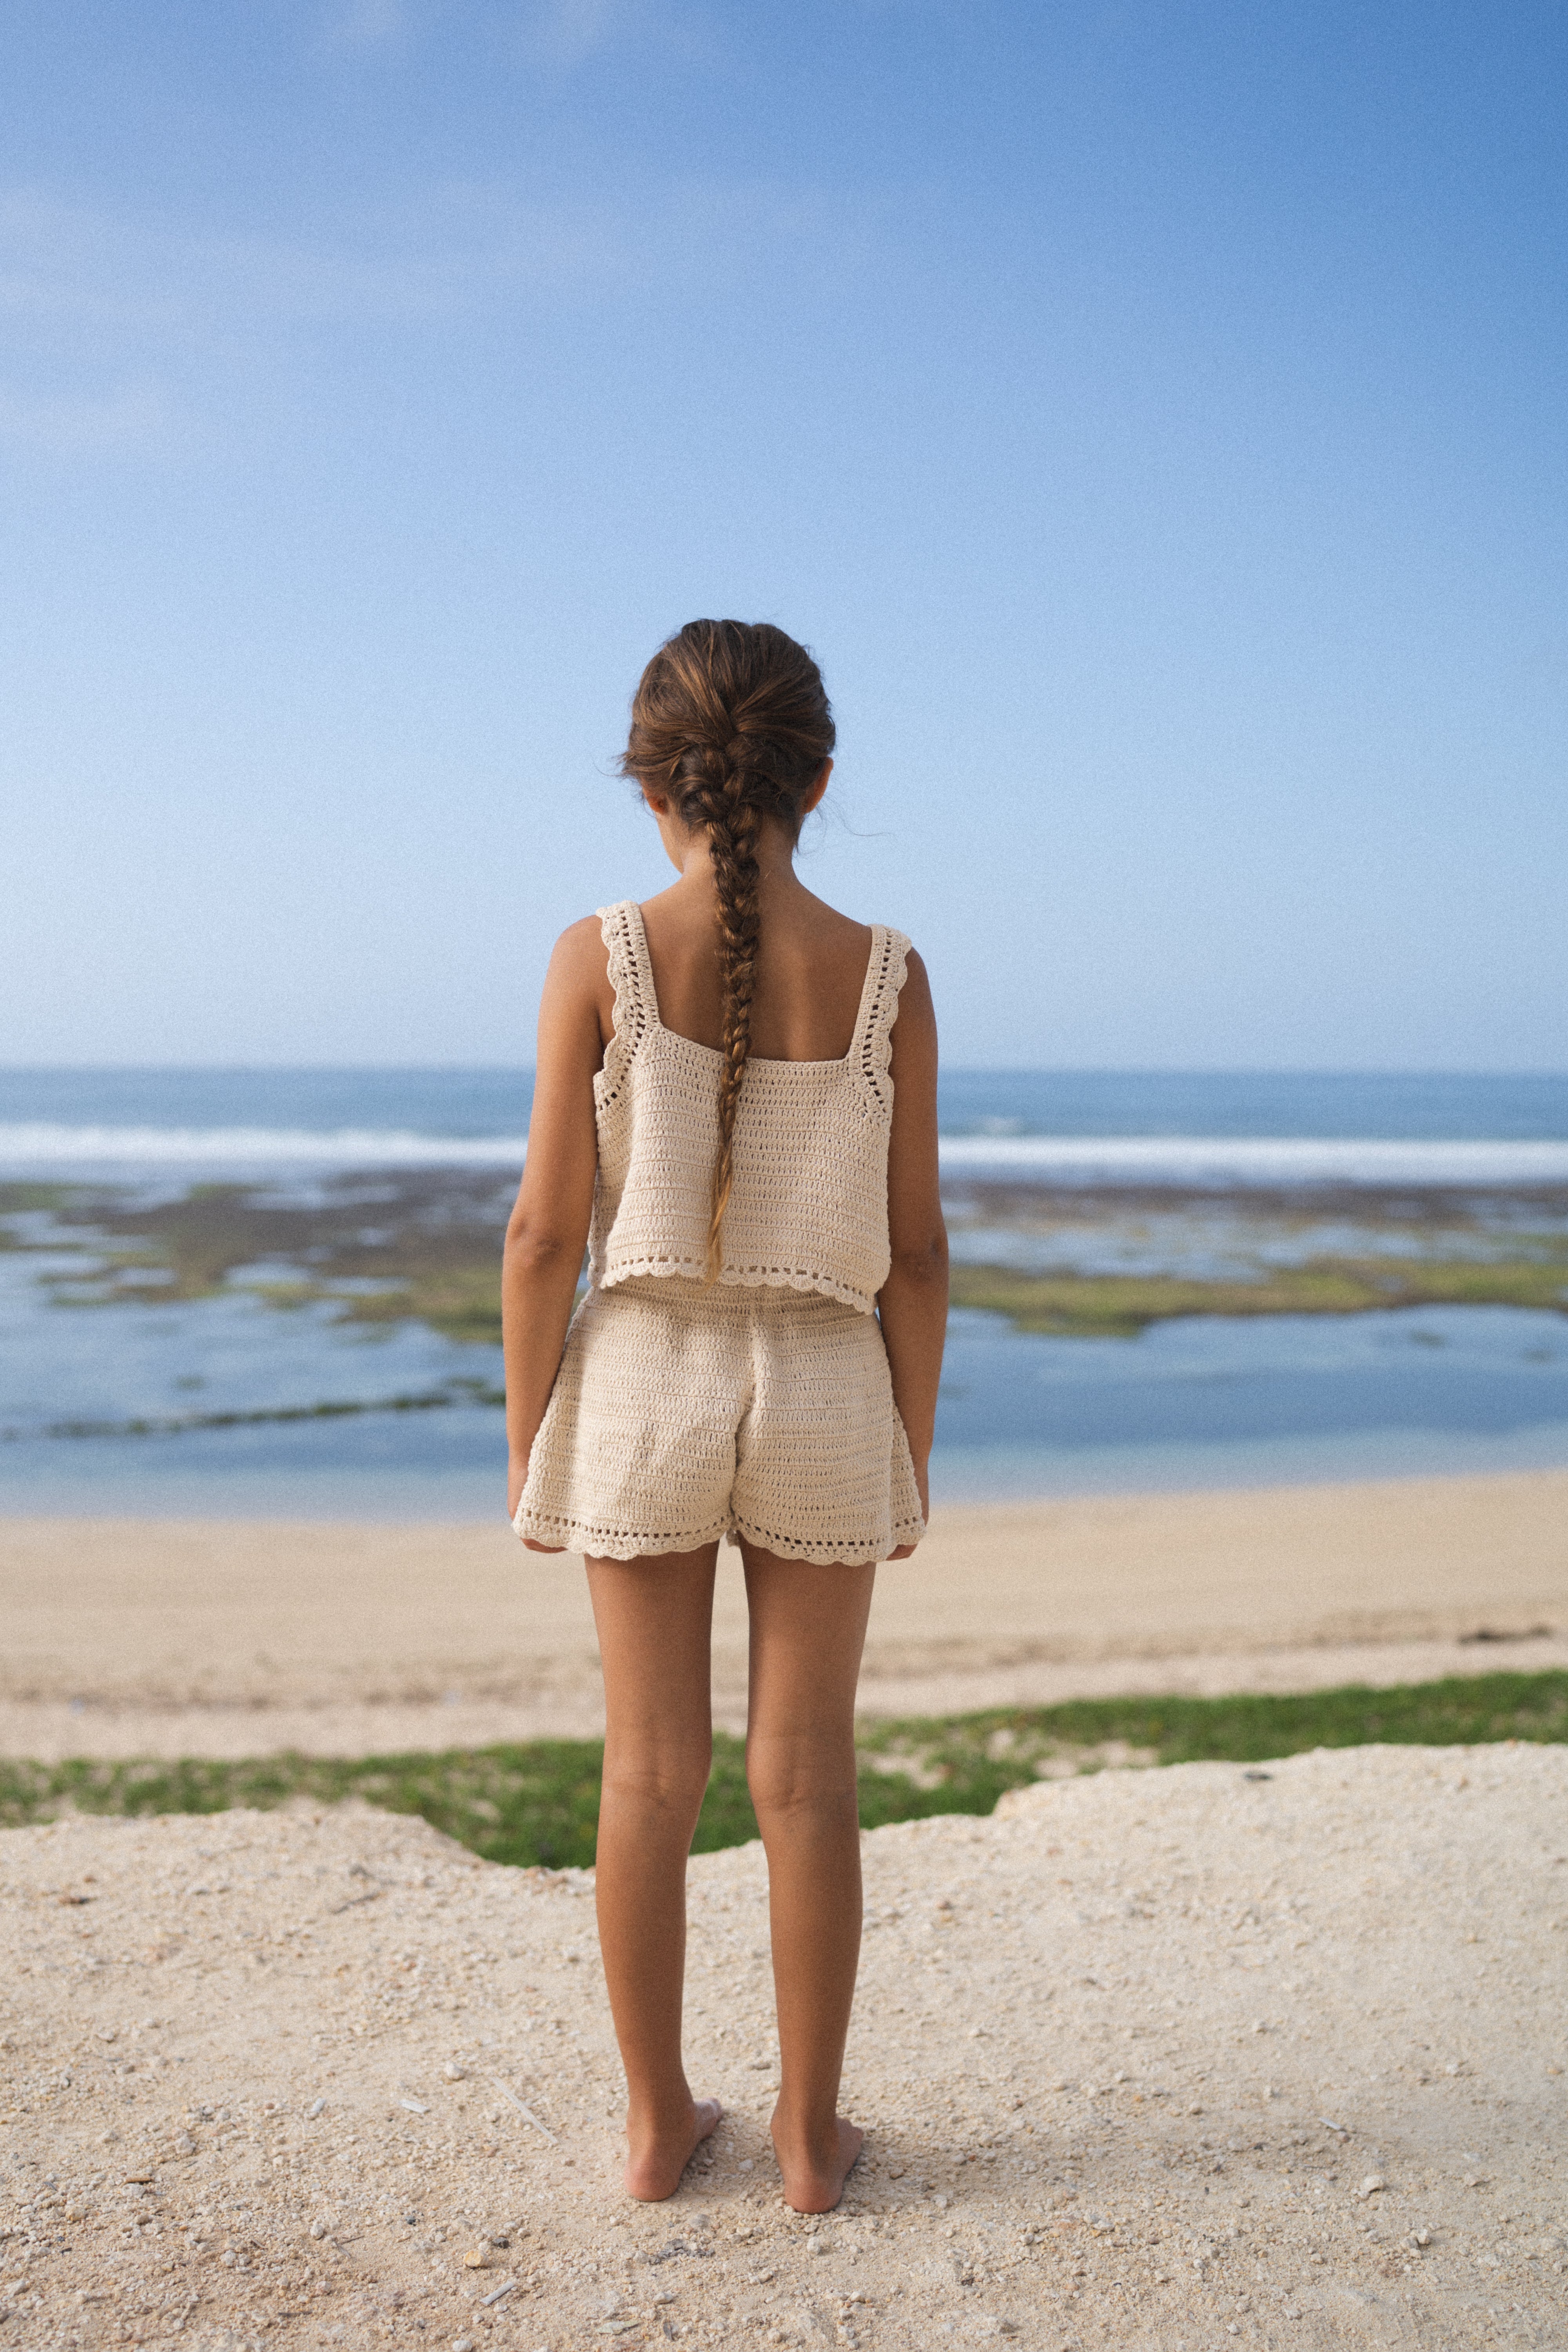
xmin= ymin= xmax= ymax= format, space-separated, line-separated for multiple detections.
xmin=442 ymin=2062 xmax=467 ymax=2081
xmin=1359 ymin=2175 xmax=1386 ymax=2198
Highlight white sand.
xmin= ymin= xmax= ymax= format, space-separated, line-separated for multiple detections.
xmin=3 ymin=1746 xmax=1565 ymax=2351
xmin=4 ymin=1471 xmax=1565 ymax=1758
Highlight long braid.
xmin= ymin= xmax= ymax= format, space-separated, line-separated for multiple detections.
xmin=703 ymin=762 xmax=763 ymax=1278
xmin=619 ymin=619 xmax=837 ymax=1282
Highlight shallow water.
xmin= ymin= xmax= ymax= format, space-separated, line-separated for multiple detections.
xmin=4 ymin=1068 xmax=1565 ymax=1516
xmin=5 ymin=1252 xmax=1565 ymax=1517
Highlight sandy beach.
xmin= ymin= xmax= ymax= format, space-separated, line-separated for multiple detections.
xmin=3 ymin=1744 xmax=1564 ymax=2350
xmin=2 ymin=1471 xmax=1564 ymax=1760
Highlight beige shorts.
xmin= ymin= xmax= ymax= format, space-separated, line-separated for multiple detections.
xmin=512 ymin=1275 xmax=925 ymax=1566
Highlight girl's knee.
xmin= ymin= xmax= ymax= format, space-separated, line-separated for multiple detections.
xmin=602 ymin=1739 xmax=713 ymax=1823
xmin=746 ymin=1751 xmax=858 ymax=1827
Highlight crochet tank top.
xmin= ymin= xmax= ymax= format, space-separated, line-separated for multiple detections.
xmin=588 ymin=900 xmax=912 ymax=1314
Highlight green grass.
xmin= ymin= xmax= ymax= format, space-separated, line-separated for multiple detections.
xmin=4 ymin=1672 xmax=1563 ymax=1872
xmin=948 ymin=1255 xmax=1568 ymax=1336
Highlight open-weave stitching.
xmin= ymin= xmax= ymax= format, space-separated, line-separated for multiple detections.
xmin=728 ymin=1504 xmax=926 ymax=1569
xmin=593 ymin=1253 xmax=876 ymax=1312
xmin=588 ymin=901 xmax=913 ymax=1316
xmin=856 ymin=926 xmax=909 ymax=1116
xmin=515 ymin=1507 xmax=920 ymax=1568
xmin=513 ymin=1504 xmax=734 ymax=1559
xmin=594 ymin=898 xmax=652 ymax=1116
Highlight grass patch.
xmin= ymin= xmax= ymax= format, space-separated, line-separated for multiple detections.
xmin=949 ymin=1255 xmax=1568 ymax=1336
xmin=3 ymin=1673 xmax=1563 ymax=1871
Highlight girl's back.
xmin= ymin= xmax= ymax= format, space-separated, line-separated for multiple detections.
xmin=638 ymin=886 xmax=874 ymax=1065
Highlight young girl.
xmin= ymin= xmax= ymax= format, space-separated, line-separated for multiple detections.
xmin=502 ymin=619 xmax=947 ymax=2216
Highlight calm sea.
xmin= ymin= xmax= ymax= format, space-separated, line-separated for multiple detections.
xmin=3 ymin=1069 xmax=1566 ymax=1517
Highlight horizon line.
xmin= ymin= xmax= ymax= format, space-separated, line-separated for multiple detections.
xmin=4 ymin=1063 xmax=1567 ymax=1082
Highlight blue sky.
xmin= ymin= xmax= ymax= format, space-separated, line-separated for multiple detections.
xmin=2 ymin=1 xmax=1564 ymax=1069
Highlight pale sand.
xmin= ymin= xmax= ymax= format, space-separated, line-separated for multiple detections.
xmin=2 ymin=1472 xmax=1564 ymax=1759
xmin=3 ymin=1746 xmax=1564 ymax=2350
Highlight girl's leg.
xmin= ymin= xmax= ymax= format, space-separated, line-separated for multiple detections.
xmin=586 ymin=1544 xmax=724 ymax=2200
xmin=739 ymin=1544 xmax=876 ymax=2213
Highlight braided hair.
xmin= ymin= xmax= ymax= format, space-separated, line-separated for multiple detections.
xmin=620 ymin=620 xmax=836 ymax=1280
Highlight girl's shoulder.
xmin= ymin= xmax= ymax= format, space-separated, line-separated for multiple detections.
xmin=555 ymin=908 xmax=617 ymax=954
xmin=539 ymin=911 xmax=622 ymax=1048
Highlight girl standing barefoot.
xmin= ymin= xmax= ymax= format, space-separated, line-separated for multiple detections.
xmin=502 ymin=621 xmax=947 ymax=2214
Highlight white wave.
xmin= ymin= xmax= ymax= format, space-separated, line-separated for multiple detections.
xmin=936 ymin=1136 xmax=1568 ymax=1185
xmin=0 ymin=1124 xmax=530 ymax=1168
xmin=2 ymin=1124 xmax=1566 ymax=1187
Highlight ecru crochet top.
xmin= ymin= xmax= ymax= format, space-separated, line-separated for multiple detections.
xmin=589 ymin=900 xmax=912 ymax=1315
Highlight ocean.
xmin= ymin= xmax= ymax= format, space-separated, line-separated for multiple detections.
xmin=3 ymin=1068 xmax=1566 ymax=1518
xmin=6 ymin=1067 xmax=1568 ymax=1178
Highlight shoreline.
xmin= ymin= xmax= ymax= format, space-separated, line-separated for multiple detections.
xmin=3 ymin=1465 xmax=1563 ymax=1757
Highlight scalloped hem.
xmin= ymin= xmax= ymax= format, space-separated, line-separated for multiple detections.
xmin=597 ymin=1259 xmax=879 ymax=1315
xmin=510 ymin=1504 xmax=734 ymax=1561
xmin=510 ymin=1501 xmax=926 ymax=1567
xmin=729 ymin=1511 xmax=926 ymax=1567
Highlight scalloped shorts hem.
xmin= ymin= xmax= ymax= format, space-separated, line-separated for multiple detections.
xmin=512 ymin=1274 xmax=924 ymax=1568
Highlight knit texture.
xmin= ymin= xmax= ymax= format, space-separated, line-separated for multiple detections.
xmin=589 ymin=900 xmax=911 ymax=1314
xmin=512 ymin=1275 xmax=925 ymax=1564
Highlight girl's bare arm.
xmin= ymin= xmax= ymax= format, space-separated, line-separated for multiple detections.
xmin=502 ymin=920 xmax=608 ymax=1522
xmin=877 ymin=950 xmax=947 ymax=1555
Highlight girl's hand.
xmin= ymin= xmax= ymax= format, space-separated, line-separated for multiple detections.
xmin=886 ymin=1459 xmax=930 ymax=1561
xmin=509 ymin=1450 xmax=568 ymax=1552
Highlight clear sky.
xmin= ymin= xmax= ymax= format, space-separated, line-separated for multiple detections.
xmin=2 ymin=1 xmax=1564 ymax=1070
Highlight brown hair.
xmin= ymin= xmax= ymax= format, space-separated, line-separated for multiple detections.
xmin=620 ymin=619 xmax=836 ymax=1278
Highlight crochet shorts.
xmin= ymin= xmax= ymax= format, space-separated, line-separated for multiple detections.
xmin=511 ymin=1275 xmax=926 ymax=1566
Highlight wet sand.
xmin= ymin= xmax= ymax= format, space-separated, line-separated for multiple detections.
xmin=2 ymin=1470 xmax=1564 ymax=1758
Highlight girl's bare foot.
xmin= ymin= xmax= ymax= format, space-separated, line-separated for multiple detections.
xmin=623 ymin=2096 xmax=722 ymax=2201
xmin=772 ymin=2114 xmax=864 ymax=2214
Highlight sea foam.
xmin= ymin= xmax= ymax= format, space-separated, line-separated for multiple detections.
xmin=3 ymin=1123 xmax=1568 ymax=1186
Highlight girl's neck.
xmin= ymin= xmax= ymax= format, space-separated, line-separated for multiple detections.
xmin=668 ymin=818 xmax=806 ymax=910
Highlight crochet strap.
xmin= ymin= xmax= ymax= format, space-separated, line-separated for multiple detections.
xmin=596 ymin=902 xmax=655 ymax=1099
xmin=853 ymin=925 xmax=911 ymax=1116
